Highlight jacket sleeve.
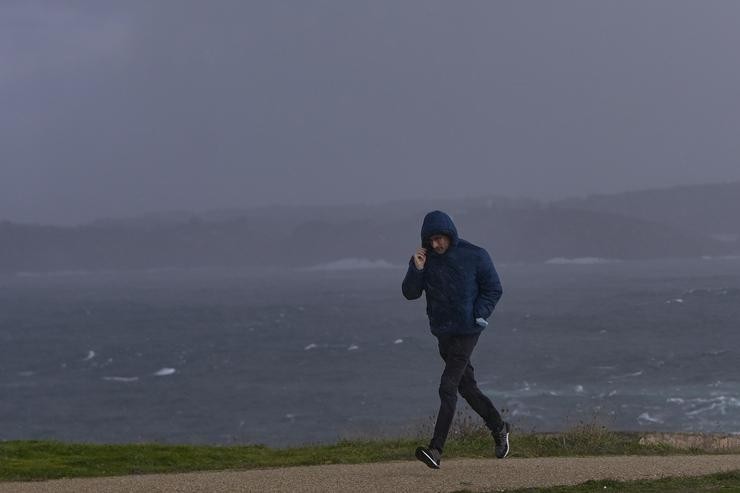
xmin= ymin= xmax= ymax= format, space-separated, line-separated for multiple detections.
xmin=401 ymin=257 xmax=425 ymax=300
xmin=474 ymin=249 xmax=503 ymax=319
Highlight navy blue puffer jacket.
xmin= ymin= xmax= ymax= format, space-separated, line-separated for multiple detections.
xmin=402 ymin=210 xmax=503 ymax=336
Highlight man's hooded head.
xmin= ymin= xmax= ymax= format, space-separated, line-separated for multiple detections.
xmin=420 ymin=210 xmax=459 ymax=254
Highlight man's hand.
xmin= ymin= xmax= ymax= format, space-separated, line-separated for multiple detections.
xmin=413 ymin=248 xmax=427 ymax=270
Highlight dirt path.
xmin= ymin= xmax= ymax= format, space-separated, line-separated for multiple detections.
xmin=2 ymin=455 xmax=740 ymax=493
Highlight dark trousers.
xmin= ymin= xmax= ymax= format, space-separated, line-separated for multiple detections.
xmin=429 ymin=332 xmax=503 ymax=453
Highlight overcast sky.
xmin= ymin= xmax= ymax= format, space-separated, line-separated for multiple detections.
xmin=2 ymin=1 xmax=739 ymax=225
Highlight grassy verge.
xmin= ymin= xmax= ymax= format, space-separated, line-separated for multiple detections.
xmin=0 ymin=424 xmax=736 ymax=482
xmin=469 ymin=469 xmax=740 ymax=493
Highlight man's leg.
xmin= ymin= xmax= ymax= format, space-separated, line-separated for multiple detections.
xmin=458 ymin=361 xmax=504 ymax=433
xmin=428 ymin=334 xmax=479 ymax=453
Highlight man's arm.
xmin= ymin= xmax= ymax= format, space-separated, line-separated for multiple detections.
xmin=474 ymin=249 xmax=503 ymax=320
xmin=402 ymin=257 xmax=425 ymax=300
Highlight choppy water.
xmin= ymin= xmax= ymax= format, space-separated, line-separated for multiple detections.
xmin=1 ymin=258 xmax=739 ymax=446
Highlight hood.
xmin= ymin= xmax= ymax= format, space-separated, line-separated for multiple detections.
xmin=420 ymin=210 xmax=459 ymax=250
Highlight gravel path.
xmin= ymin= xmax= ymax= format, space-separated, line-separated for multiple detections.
xmin=2 ymin=455 xmax=740 ymax=492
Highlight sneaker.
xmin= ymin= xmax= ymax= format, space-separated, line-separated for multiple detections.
xmin=492 ymin=421 xmax=511 ymax=458
xmin=415 ymin=446 xmax=441 ymax=469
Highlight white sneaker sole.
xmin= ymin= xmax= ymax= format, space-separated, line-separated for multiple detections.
xmin=500 ymin=434 xmax=510 ymax=458
xmin=416 ymin=448 xmax=440 ymax=469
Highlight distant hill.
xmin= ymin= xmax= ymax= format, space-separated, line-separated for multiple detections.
xmin=0 ymin=183 xmax=737 ymax=275
xmin=553 ymin=182 xmax=740 ymax=240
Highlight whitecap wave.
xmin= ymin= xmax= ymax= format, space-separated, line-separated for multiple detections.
xmin=103 ymin=376 xmax=139 ymax=382
xmin=153 ymin=368 xmax=176 ymax=376
xmin=637 ymin=412 xmax=664 ymax=424
xmin=611 ymin=370 xmax=644 ymax=379
xmin=684 ymin=396 xmax=740 ymax=416
xmin=545 ymin=257 xmax=616 ymax=265
xmin=303 ymin=258 xmax=402 ymax=271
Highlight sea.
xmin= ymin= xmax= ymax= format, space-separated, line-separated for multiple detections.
xmin=1 ymin=256 xmax=739 ymax=446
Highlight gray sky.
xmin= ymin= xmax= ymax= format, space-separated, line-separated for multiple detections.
xmin=2 ymin=1 xmax=739 ymax=225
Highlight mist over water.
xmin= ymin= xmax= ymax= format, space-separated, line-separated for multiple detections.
xmin=2 ymin=257 xmax=738 ymax=446
xmin=3 ymin=2 xmax=740 ymax=225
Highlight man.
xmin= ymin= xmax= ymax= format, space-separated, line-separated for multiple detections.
xmin=402 ymin=210 xmax=508 ymax=469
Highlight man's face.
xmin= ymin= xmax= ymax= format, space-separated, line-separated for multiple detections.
xmin=430 ymin=234 xmax=451 ymax=255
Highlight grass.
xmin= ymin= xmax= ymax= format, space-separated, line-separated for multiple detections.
xmin=464 ymin=470 xmax=740 ymax=492
xmin=1 ymin=419 xmax=737 ymax=482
